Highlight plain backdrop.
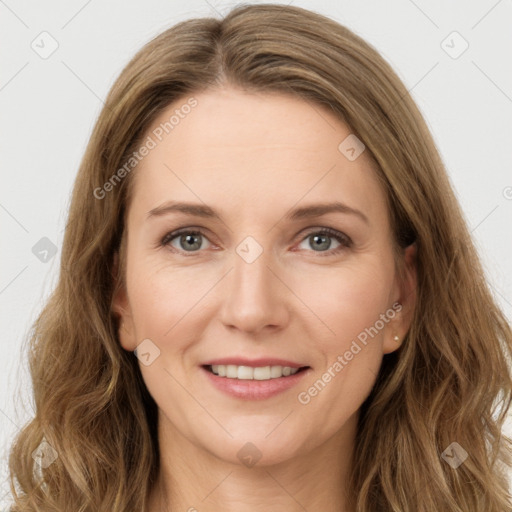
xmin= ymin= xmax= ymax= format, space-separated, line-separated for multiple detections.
xmin=1 ymin=0 xmax=511 ymax=507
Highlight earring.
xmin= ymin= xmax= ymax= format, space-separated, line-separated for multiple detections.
xmin=393 ymin=335 xmax=400 ymax=342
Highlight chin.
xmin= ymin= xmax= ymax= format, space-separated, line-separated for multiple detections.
xmin=204 ymin=432 xmax=306 ymax=468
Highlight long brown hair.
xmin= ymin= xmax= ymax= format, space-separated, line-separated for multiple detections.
xmin=7 ymin=4 xmax=512 ymax=511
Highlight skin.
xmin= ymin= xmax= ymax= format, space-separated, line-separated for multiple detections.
xmin=112 ymin=85 xmax=417 ymax=512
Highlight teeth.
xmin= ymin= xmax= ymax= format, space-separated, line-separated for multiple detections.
xmin=210 ymin=365 xmax=300 ymax=380
xmin=226 ymin=365 xmax=238 ymax=378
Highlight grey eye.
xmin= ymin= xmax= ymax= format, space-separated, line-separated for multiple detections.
xmin=298 ymin=233 xmax=341 ymax=252
xmin=170 ymin=232 xmax=209 ymax=252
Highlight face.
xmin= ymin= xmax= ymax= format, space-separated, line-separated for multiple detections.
xmin=113 ymin=85 xmax=416 ymax=466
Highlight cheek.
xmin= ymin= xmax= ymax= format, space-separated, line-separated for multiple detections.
xmin=128 ymin=250 xmax=395 ymax=350
xmin=291 ymin=265 xmax=393 ymax=440
xmin=126 ymin=257 xmax=205 ymax=340
xmin=292 ymin=258 xmax=394 ymax=345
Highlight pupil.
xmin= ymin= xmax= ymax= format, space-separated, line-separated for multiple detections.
xmin=178 ymin=233 xmax=332 ymax=252
xmin=311 ymin=234 xmax=330 ymax=251
xmin=182 ymin=234 xmax=200 ymax=250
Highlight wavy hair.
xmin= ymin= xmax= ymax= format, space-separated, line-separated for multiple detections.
xmin=7 ymin=3 xmax=512 ymax=511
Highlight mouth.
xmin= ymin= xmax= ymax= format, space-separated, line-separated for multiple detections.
xmin=200 ymin=363 xmax=312 ymax=400
xmin=202 ymin=364 xmax=310 ymax=380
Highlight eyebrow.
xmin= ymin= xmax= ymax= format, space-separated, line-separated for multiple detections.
xmin=146 ymin=200 xmax=369 ymax=225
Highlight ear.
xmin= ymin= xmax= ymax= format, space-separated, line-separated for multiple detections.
xmin=111 ymin=251 xmax=137 ymax=352
xmin=382 ymin=243 xmax=417 ymax=354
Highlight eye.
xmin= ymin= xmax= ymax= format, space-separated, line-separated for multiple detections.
xmin=159 ymin=227 xmax=352 ymax=256
xmin=296 ymin=228 xmax=352 ymax=255
xmin=161 ymin=229 xmax=212 ymax=253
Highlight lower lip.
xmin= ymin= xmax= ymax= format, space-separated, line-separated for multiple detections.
xmin=201 ymin=366 xmax=311 ymax=400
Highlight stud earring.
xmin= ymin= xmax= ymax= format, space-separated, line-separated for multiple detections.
xmin=393 ymin=335 xmax=400 ymax=342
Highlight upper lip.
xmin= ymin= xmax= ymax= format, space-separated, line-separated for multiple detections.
xmin=202 ymin=357 xmax=308 ymax=369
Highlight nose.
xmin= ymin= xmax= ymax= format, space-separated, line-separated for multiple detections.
xmin=218 ymin=243 xmax=290 ymax=335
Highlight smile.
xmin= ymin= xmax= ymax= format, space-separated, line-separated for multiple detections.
xmin=207 ymin=364 xmax=304 ymax=380
xmin=201 ymin=364 xmax=311 ymax=400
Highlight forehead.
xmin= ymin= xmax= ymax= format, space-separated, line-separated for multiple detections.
xmin=128 ymin=86 xmax=386 ymax=226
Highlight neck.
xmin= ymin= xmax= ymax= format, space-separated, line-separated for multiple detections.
xmin=148 ymin=410 xmax=358 ymax=512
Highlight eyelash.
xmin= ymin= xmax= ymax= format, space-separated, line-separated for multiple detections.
xmin=158 ymin=227 xmax=353 ymax=257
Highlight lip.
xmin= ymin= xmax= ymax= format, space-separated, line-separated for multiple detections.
xmin=201 ymin=357 xmax=306 ymax=368
xmin=200 ymin=364 xmax=311 ymax=400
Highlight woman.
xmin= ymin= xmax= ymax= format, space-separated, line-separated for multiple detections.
xmin=7 ymin=3 xmax=512 ymax=511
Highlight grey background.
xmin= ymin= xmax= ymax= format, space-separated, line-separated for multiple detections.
xmin=1 ymin=0 xmax=511 ymax=506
